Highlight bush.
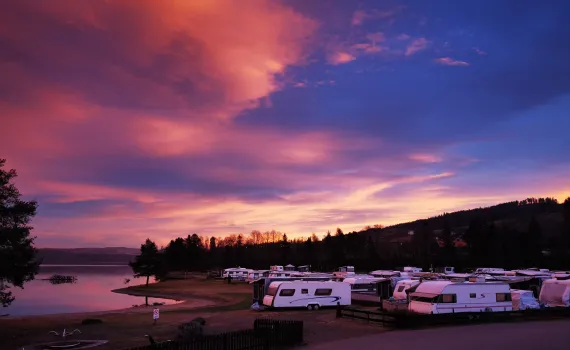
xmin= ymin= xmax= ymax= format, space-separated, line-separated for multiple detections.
xmin=81 ymin=318 xmax=103 ymax=325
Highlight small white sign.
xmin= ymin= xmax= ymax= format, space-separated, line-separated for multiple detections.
xmin=153 ymin=308 xmax=159 ymax=320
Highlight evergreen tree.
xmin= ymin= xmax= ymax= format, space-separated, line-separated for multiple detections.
xmin=526 ymin=216 xmax=542 ymax=266
xmin=129 ymin=239 xmax=165 ymax=287
xmin=0 ymin=159 xmax=40 ymax=307
xmin=440 ymin=219 xmax=455 ymax=264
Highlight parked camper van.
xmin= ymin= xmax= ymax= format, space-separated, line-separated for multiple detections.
xmin=393 ymin=279 xmax=421 ymax=300
xmin=270 ymin=265 xmax=284 ymax=272
xmin=408 ymin=281 xmax=512 ymax=314
xmin=246 ymin=270 xmax=270 ymax=283
xmin=284 ymin=264 xmax=296 ymax=271
xmin=223 ymin=267 xmax=253 ymax=281
xmin=539 ymin=279 xmax=570 ymax=307
xmin=262 ymin=281 xmax=351 ymax=310
xmin=343 ymin=276 xmax=385 ymax=292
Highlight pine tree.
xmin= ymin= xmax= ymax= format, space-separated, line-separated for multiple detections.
xmin=0 ymin=159 xmax=40 ymax=307
xmin=129 ymin=239 xmax=165 ymax=287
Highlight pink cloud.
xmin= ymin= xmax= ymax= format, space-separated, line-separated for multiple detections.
xmin=434 ymin=57 xmax=470 ymax=66
xmin=327 ymin=51 xmax=356 ymax=65
xmin=405 ymin=38 xmax=430 ymax=56
xmin=397 ymin=33 xmax=411 ymax=40
xmin=409 ymin=154 xmax=443 ymax=163
xmin=473 ymin=47 xmax=488 ymax=55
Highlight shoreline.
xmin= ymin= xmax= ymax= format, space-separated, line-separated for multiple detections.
xmin=1 ymin=281 xmax=221 ymax=320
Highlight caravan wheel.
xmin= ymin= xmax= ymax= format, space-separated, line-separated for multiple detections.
xmin=307 ymin=305 xmax=314 ymax=311
xmin=313 ymin=304 xmax=320 ymax=311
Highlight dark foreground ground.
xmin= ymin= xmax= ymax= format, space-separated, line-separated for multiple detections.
xmin=308 ymin=319 xmax=570 ymax=350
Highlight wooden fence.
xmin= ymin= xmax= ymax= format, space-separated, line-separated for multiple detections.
xmin=338 ymin=305 xmax=570 ymax=329
xmin=123 ymin=319 xmax=303 ymax=350
xmin=337 ymin=307 xmax=395 ymax=328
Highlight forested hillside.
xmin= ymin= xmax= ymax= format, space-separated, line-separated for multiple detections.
xmin=130 ymin=197 xmax=570 ymax=277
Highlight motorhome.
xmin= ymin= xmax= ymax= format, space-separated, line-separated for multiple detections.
xmin=262 ymin=281 xmax=351 ymax=310
xmin=539 ymin=279 xmax=570 ymax=307
xmin=223 ymin=267 xmax=253 ymax=281
xmin=343 ymin=276 xmax=385 ymax=292
xmin=246 ymin=270 xmax=270 ymax=283
xmin=333 ymin=266 xmax=355 ymax=280
xmin=284 ymin=264 xmax=296 ymax=271
xmin=393 ymin=279 xmax=421 ymax=300
xmin=268 ymin=271 xmax=298 ymax=278
xmin=434 ymin=267 xmax=455 ymax=274
xmin=408 ymin=280 xmax=513 ymax=314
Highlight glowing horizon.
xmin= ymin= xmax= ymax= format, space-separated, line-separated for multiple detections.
xmin=1 ymin=0 xmax=569 ymax=248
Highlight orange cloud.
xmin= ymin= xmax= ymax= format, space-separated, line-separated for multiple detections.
xmin=405 ymin=38 xmax=430 ymax=56
xmin=434 ymin=57 xmax=470 ymax=66
xmin=409 ymin=154 xmax=443 ymax=163
xmin=327 ymin=51 xmax=356 ymax=65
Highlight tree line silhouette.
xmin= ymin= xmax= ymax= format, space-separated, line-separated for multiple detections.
xmin=130 ymin=197 xmax=570 ymax=282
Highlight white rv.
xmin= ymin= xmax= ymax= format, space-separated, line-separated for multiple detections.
xmin=246 ymin=270 xmax=270 ymax=283
xmin=539 ymin=279 xmax=570 ymax=307
xmin=284 ymin=264 xmax=296 ymax=271
xmin=393 ymin=279 xmax=421 ymax=300
xmin=223 ymin=267 xmax=253 ymax=280
xmin=262 ymin=281 xmax=351 ymax=310
xmin=270 ymin=265 xmax=284 ymax=272
xmin=408 ymin=281 xmax=512 ymax=314
xmin=343 ymin=276 xmax=385 ymax=292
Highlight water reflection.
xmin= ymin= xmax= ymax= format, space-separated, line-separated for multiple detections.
xmin=4 ymin=265 xmax=179 ymax=316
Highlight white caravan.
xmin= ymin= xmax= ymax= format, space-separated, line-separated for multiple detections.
xmin=539 ymin=279 xmax=570 ymax=307
xmin=343 ymin=276 xmax=386 ymax=292
xmin=511 ymin=289 xmax=540 ymax=310
xmin=223 ymin=267 xmax=253 ymax=280
xmin=270 ymin=265 xmax=284 ymax=272
xmin=284 ymin=264 xmax=296 ymax=271
xmin=262 ymin=281 xmax=351 ymax=310
xmin=408 ymin=281 xmax=512 ymax=314
xmin=246 ymin=270 xmax=270 ymax=283
xmin=393 ymin=279 xmax=421 ymax=300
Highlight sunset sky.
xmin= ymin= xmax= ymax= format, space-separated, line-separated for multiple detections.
xmin=2 ymin=0 xmax=570 ymax=248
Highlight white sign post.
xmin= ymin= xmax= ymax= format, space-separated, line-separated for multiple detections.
xmin=153 ymin=308 xmax=159 ymax=324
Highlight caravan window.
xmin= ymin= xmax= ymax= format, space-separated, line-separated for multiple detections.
xmin=496 ymin=293 xmax=512 ymax=302
xmin=301 ymin=289 xmax=308 ymax=294
xmin=439 ymin=294 xmax=457 ymax=303
xmin=315 ymin=288 xmax=332 ymax=296
xmin=469 ymin=293 xmax=476 ymax=298
xmin=279 ymin=289 xmax=295 ymax=297
xmin=397 ymin=285 xmax=406 ymax=292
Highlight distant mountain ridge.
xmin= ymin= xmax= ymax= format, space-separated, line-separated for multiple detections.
xmin=38 ymin=247 xmax=139 ymax=265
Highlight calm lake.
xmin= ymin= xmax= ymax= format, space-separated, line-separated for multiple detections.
xmin=3 ymin=265 xmax=179 ymax=316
